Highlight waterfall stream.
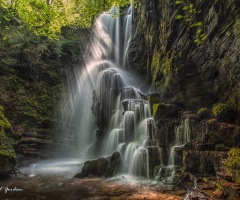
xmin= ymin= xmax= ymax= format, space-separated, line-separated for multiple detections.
xmin=56 ymin=2 xmax=192 ymax=184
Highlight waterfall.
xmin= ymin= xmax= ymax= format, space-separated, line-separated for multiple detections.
xmin=57 ymin=1 xmax=192 ymax=183
xmin=154 ymin=118 xmax=191 ymax=184
xmin=122 ymin=2 xmax=133 ymax=68
xmin=57 ymin=6 xmax=123 ymax=158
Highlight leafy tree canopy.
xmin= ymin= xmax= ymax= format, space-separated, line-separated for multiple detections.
xmin=0 ymin=0 xmax=136 ymax=39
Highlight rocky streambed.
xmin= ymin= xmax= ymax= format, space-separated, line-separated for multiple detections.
xmin=0 ymin=159 xmax=186 ymax=200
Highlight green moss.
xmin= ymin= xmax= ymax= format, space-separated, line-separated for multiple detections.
xmin=151 ymin=50 xmax=161 ymax=84
xmin=212 ymin=103 xmax=235 ymax=122
xmin=0 ymin=106 xmax=13 ymax=137
xmin=153 ymin=104 xmax=159 ymax=116
xmin=197 ymin=108 xmax=209 ymax=119
xmin=225 ymin=148 xmax=240 ymax=170
xmin=0 ymin=107 xmax=16 ymax=175
xmin=152 ymin=103 xmax=177 ymax=120
xmin=225 ymin=148 xmax=240 ymax=184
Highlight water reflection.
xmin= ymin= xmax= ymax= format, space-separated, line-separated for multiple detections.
xmin=20 ymin=158 xmax=85 ymax=177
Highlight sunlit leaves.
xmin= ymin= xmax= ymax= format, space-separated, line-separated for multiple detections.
xmin=175 ymin=1 xmax=182 ymax=4
xmin=194 ymin=39 xmax=199 ymax=43
xmin=1 ymin=0 xmax=135 ymax=39
xmin=174 ymin=0 xmax=206 ymax=45
xmin=195 ymin=22 xmax=202 ymax=26
xmin=176 ymin=15 xmax=183 ymax=19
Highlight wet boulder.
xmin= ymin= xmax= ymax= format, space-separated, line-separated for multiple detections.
xmin=74 ymin=157 xmax=109 ymax=178
xmin=74 ymin=151 xmax=121 ymax=178
xmin=106 ymin=151 xmax=121 ymax=177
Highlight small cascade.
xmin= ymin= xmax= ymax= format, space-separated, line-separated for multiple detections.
xmin=184 ymin=119 xmax=191 ymax=144
xmin=123 ymin=111 xmax=135 ymax=142
xmin=104 ymin=98 xmax=155 ymax=178
xmin=129 ymin=146 xmax=149 ymax=179
xmin=174 ymin=118 xmax=191 ymax=145
xmin=154 ymin=118 xmax=191 ymax=184
xmin=122 ymin=1 xmax=133 ymax=67
xmin=143 ymin=119 xmax=164 ymax=178
xmin=103 ymin=129 xmax=124 ymax=154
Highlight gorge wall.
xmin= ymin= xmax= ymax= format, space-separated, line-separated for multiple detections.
xmin=129 ymin=0 xmax=240 ymax=122
xmin=127 ymin=0 xmax=240 ymax=194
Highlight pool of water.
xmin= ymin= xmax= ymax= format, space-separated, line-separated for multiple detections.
xmin=0 ymin=159 xmax=186 ymax=200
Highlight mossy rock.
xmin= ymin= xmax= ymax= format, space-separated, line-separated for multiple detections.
xmin=225 ymin=148 xmax=240 ymax=184
xmin=0 ymin=146 xmax=16 ymax=175
xmin=106 ymin=151 xmax=121 ymax=177
xmin=205 ymin=120 xmax=240 ymax=148
xmin=212 ymin=103 xmax=235 ymax=122
xmin=197 ymin=108 xmax=210 ymax=120
xmin=0 ymin=106 xmax=13 ymax=137
xmin=75 ymin=151 xmax=121 ymax=178
xmin=148 ymin=93 xmax=161 ymax=114
xmin=74 ymin=157 xmax=109 ymax=178
xmin=0 ymin=138 xmax=16 ymax=176
xmin=225 ymin=148 xmax=240 ymax=170
xmin=0 ymin=106 xmax=17 ymax=176
xmin=153 ymin=103 xmax=178 ymax=121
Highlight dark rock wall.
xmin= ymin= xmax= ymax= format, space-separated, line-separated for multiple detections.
xmin=0 ymin=21 xmax=90 ymax=162
xmin=129 ymin=0 xmax=240 ymax=122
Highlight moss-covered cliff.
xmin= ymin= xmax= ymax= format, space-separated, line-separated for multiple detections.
xmin=0 ymin=5 xmax=89 ymax=161
xmin=129 ymin=0 xmax=240 ymax=123
xmin=0 ymin=106 xmax=16 ymax=176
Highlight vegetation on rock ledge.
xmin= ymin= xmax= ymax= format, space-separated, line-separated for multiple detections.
xmin=0 ymin=106 xmax=16 ymax=175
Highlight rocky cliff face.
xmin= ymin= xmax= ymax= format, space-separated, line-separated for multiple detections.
xmin=0 ymin=16 xmax=89 ymax=163
xmin=129 ymin=1 xmax=240 ymax=196
xmin=129 ymin=0 xmax=240 ymax=123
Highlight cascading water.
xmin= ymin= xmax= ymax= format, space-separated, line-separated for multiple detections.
xmin=57 ymin=2 xmax=156 ymax=177
xmin=122 ymin=2 xmax=133 ymax=68
xmin=154 ymin=118 xmax=191 ymax=184
xmin=57 ymin=1 xmax=192 ymax=185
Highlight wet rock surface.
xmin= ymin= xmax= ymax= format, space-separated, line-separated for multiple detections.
xmin=129 ymin=0 xmax=240 ymax=123
xmin=75 ymin=151 xmax=121 ymax=178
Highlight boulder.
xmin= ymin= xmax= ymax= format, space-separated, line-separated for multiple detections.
xmin=74 ymin=157 xmax=109 ymax=178
xmin=75 ymin=151 xmax=121 ymax=178
xmin=153 ymin=103 xmax=178 ymax=121
xmin=106 ymin=151 xmax=121 ymax=177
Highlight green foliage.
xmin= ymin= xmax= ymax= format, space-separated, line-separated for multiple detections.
xmin=226 ymin=148 xmax=240 ymax=170
xmin=174 ymin=1 xmax=206 ymax=44
xmin=176 ymin=15 xmax=183 ymax=19
xmin=0 ymin=106 xmax=13 ymax=137
xmin=0 ymin=105 xmax=16 ymax=174
xmin=212 ymin=103 xmax=235 ymax=122
xmin=1 ymin=0 xmax=137 ymax=39
xmin=175 ymin=1 xmax=182 ymax=4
